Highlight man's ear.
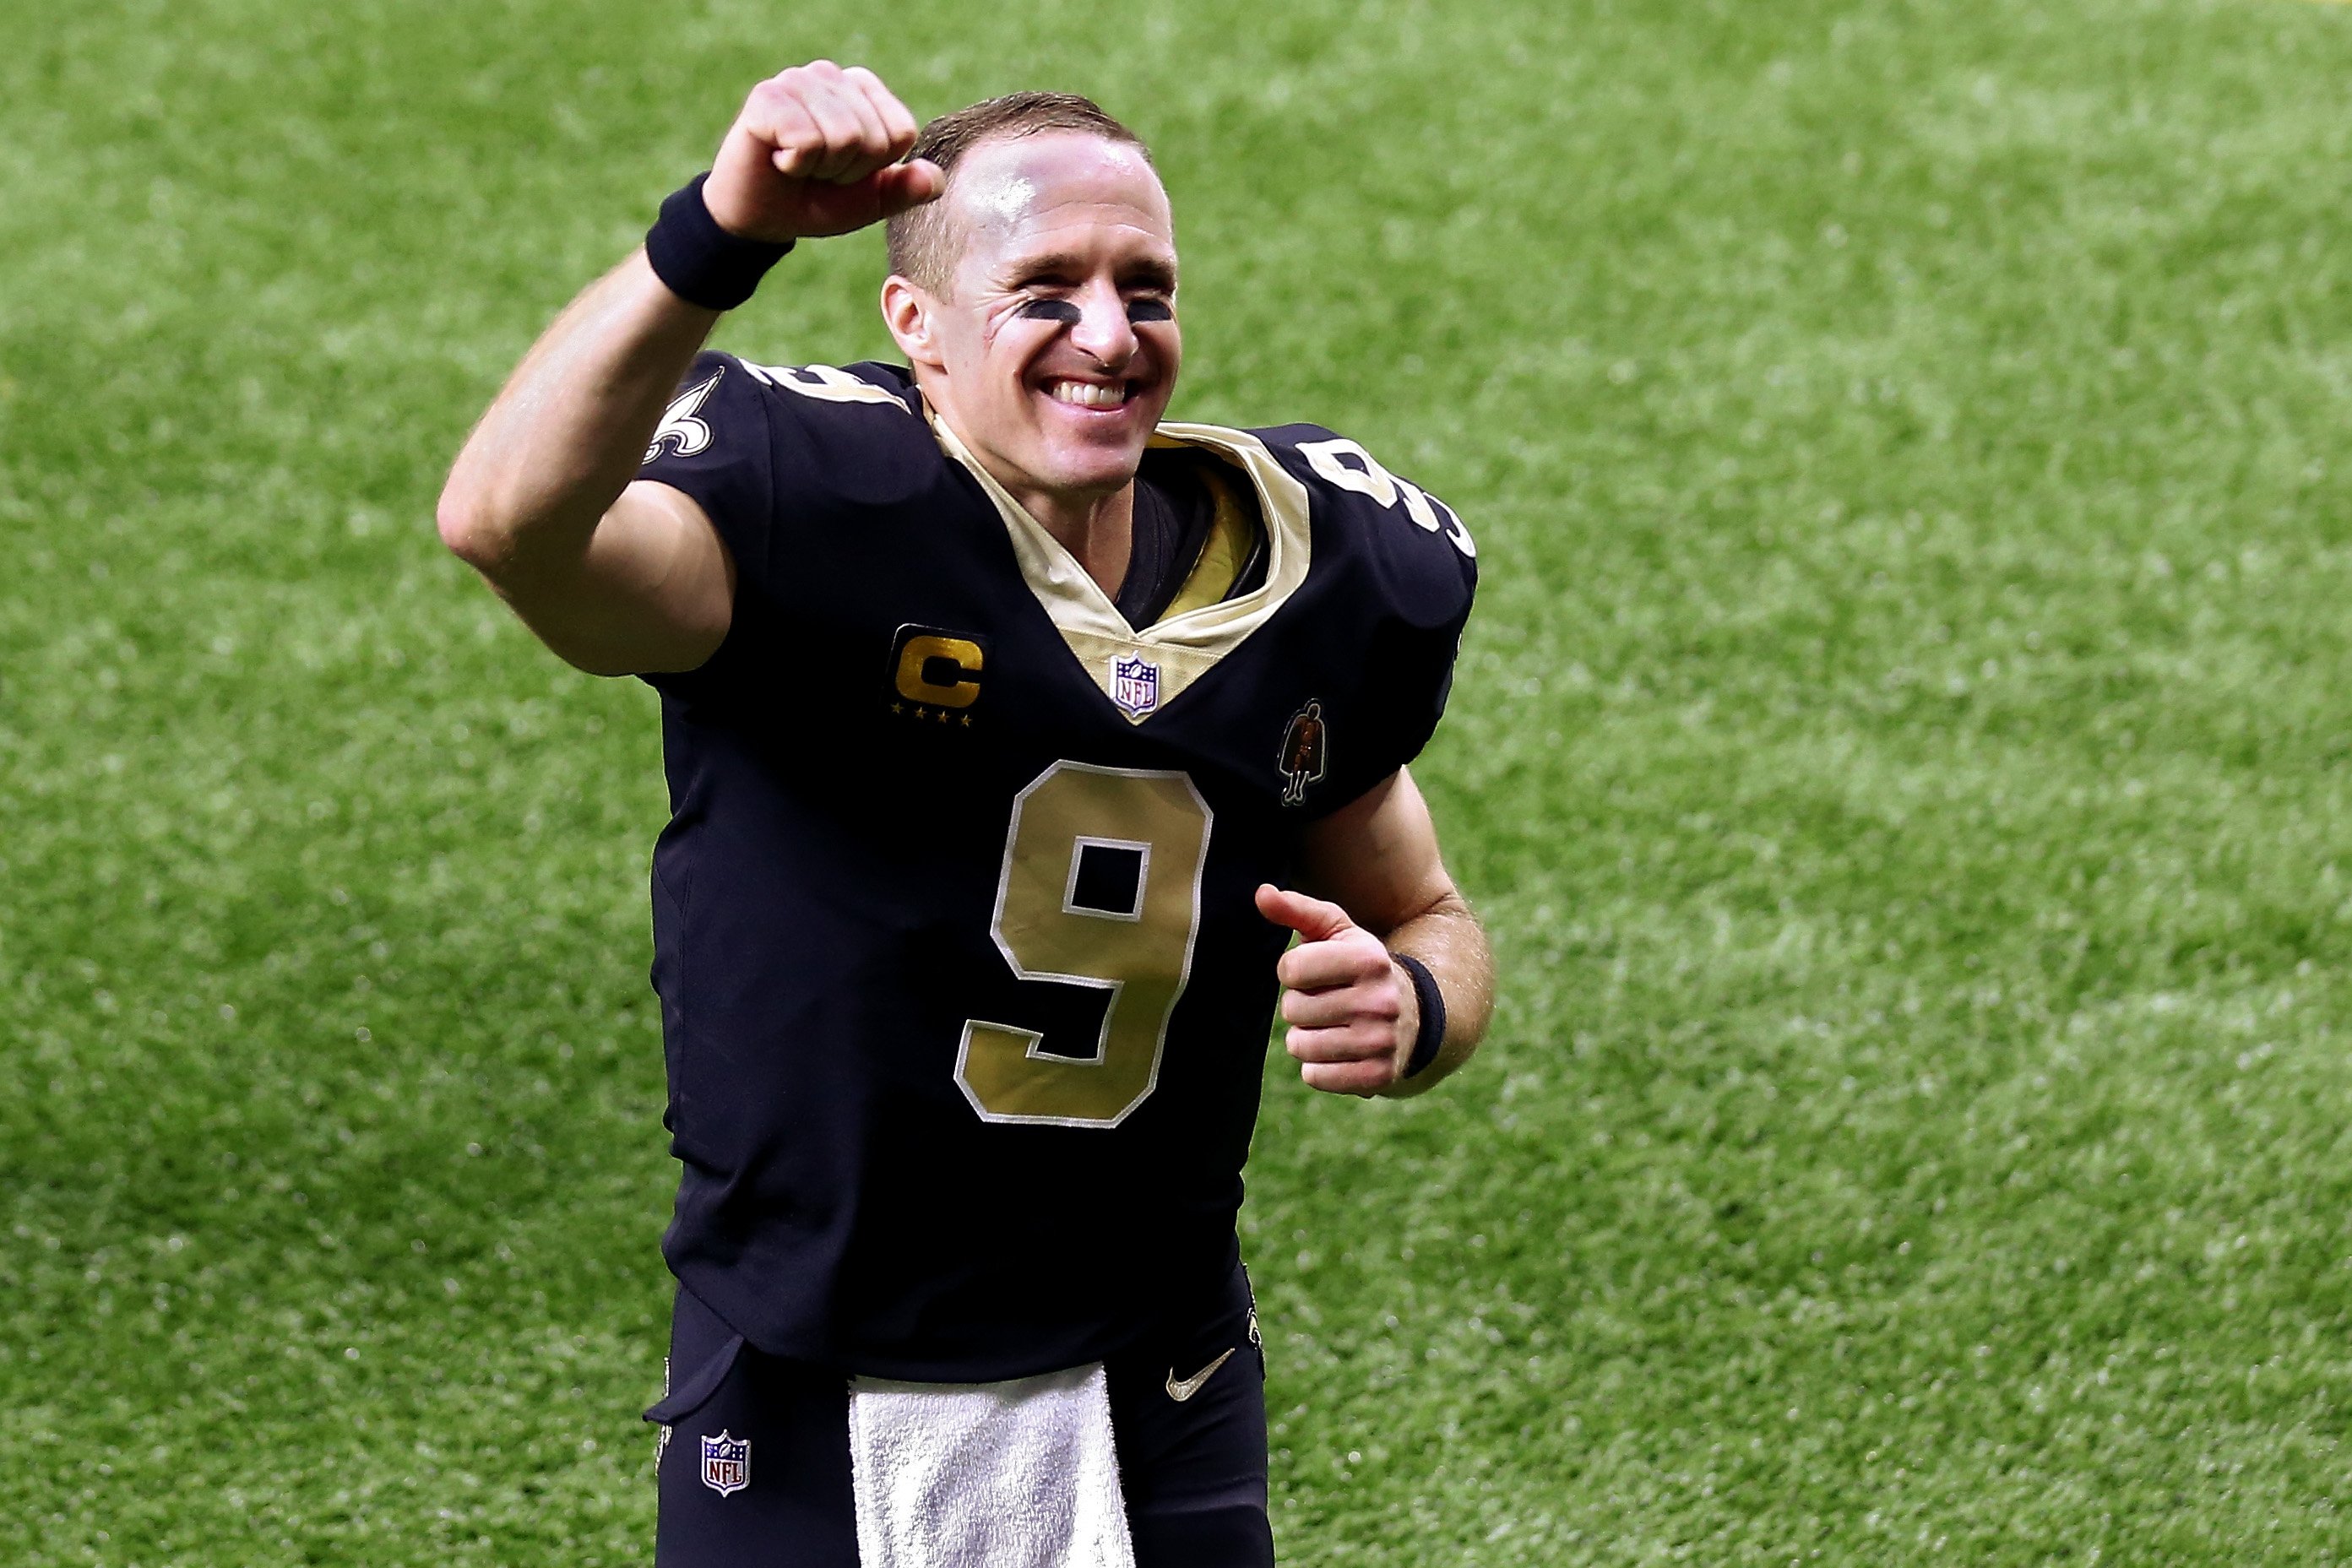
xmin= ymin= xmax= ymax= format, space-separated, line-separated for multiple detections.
xmin=881 ymin=275 xmax=947 ymax=372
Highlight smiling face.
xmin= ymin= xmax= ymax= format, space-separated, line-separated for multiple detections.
xmin=883 ymin=132 xmax=1180 ymax=514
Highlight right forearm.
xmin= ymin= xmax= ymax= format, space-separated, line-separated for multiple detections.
xmin=437 ymin=250 xmax=717 ymax=578
xmin=432 ymin=63 xmax=936 ymax=672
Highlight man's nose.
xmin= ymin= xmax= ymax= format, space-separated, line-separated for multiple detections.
xmin=1067 ymin=282 xmax=1138 ymax=371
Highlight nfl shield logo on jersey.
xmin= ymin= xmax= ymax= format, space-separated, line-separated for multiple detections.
xmin=700 ymin=1430 xmax=750 ymax=1497
xmin=1111 ymin=654 xmax=1162 ymax=719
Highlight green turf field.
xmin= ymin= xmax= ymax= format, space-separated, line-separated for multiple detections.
xmin=8 ymin=0 xmax=2352 ymax=1560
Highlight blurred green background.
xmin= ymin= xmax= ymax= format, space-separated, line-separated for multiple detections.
xmin=7 ymin=0 xmax=2352 ymax=1560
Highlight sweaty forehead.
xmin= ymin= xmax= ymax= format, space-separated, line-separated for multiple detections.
xmin=946 ymin=133 xmax=1174 ymax=280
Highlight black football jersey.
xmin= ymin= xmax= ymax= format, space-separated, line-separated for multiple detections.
xmin=636 ymin=351 xmax=1476 ymax=1380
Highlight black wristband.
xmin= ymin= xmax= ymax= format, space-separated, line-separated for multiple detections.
xmin=1393 ymin=953 xmax=1447 ymax=1079
xmin=644 ymin=173 xmax=793 ymax=312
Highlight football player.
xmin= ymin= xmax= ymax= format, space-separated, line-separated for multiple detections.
xmin=437 ymin=61 xmax=1493 ymax=1567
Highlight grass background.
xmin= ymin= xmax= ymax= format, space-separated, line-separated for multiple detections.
xmin=6 ymin=0 xmax=2352 ymax=1560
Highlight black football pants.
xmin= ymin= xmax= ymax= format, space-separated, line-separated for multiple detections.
xmin=647 ymin=1265 xmax=1274 ymax=1566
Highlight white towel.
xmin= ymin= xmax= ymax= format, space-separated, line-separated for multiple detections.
xmin=848 ymin=1361 xmax=1136 ymax=1568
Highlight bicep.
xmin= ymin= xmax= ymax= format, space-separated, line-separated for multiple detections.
xmin=492 ymin=480 xmax=736 ymax=676
xmin=1296 ymin=767 xmax=1459 ymax=937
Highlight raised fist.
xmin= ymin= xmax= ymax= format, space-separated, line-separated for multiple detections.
xmin=702 ymin=62 xmax=943 ymax=245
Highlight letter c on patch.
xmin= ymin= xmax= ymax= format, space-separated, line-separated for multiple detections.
xmin=894 ymin=633 xmax=986 ymax=708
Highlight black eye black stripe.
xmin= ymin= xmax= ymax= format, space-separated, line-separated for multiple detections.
xmin=1014 ymin=298 xmax=1176 ymax=324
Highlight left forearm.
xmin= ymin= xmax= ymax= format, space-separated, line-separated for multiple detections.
xmin=1378 ymin=890 xmax=1493 ymax=1097
xmin=1266 ymin=765 xmax=1495 ymax=1100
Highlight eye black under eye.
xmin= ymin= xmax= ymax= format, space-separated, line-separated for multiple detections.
xmin=1017 ymin=298 xmax=1082 ymax=323
xmin=1126 ymin=298 xmax=1174 ymax=323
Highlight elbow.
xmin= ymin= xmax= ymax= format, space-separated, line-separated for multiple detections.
xmin=435 ymin=484 xmax=506 ymax=574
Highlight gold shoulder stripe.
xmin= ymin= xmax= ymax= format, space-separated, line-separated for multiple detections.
xmin=739 ymin=361 xmax=909 ymax=409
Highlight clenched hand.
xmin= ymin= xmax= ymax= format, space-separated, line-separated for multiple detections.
xmin=1257 ymin=884 xmax=1416 ymax=1097
xmin=703 ymin=61 xmax=943 ymax=245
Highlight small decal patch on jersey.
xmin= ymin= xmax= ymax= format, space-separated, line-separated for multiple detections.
xmin=700 ymin=1430 xmax=750 ymax=1497
xmin=647 ymin=372 xmax=722 ymax=463
xmin=886 ymin=624 xmax=986 ymax=728
xmin=1111 ymin=654 xmax=1162 ymax=719
xmin=1279 ymin=700 xmax=1328 ymax=806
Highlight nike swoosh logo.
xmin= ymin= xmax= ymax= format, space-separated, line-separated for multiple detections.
xmin=1165 ymin=1347 xmax=1236 ymax=1403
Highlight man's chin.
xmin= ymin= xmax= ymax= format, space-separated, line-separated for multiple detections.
xmin=1023 ymin=436 xmax=1154 ymax=500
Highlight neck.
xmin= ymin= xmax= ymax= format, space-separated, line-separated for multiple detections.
xmin=1007 ymin=478 xmax=1134 ymax=598
xmin=921 ymin=382 xmax=1138 ymax=597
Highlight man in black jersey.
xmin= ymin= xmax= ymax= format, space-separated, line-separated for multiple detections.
xmin=437 ymin=61 xmax=1492 ymax=1567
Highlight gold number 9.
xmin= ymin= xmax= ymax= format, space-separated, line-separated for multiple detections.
xmin=956 ymin=761 xmax=1214 ymax=1127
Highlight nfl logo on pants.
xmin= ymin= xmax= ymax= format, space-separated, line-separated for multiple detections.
xmin=700 ymin=1430 xmax=750 ymax=1497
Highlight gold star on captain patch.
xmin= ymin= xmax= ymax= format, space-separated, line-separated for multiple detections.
xmin=959 ymin=714 xmax=972 ymax=728
xmin=890 ymin=702 xmax=904 ymax=715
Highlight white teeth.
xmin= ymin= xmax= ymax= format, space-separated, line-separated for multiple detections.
xmin=1048 ymin=380 xmax=1127 ymax=409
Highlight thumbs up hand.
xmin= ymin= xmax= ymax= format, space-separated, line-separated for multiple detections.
xmin=1256 ymin=884 xmax=1416 ymax=1098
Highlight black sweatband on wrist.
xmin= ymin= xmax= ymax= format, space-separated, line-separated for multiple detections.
xmin=644 ymin=173 xmax=793 ymax=312
xmin=1394 ymin=952 xmax=1448 ymax=1079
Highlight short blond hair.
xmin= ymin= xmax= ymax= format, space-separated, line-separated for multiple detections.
xmin=884 ymin=92 xmax=1153 ymax=295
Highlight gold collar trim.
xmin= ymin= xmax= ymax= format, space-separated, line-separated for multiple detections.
xmin=930 ymin=415 xmax=1314 ymax=724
